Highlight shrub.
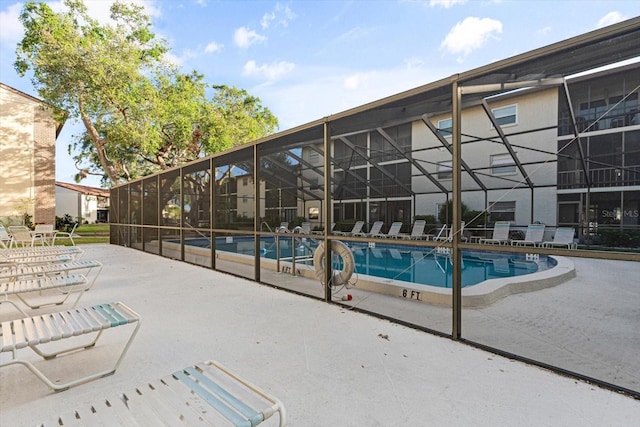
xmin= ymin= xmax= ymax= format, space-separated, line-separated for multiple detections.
xmin=598 ymin=229 xmax=640 ymax=248
xmin=55 ymin=214 xmax=76 ymax=232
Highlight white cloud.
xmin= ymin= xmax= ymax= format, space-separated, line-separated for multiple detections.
xmin=261 ymin=3 xmax=295 ymax=29
xmin=0 ymin=2 xmax=24 ymax=46
xmin=163 ymin=51 xmax=181 ymax=66
xmin=429 ymin=0 xmax=467 ymax=8
xmin=261 ymin=12 xmax=275 ymax=29
xmin=204 ymin=41 xmax=223 ymax=53
xmin=253 ymin=64 xmax=451 ymax=130
xmin=242 ymin=60 xmax=295 ymax=82
xmin=335 ymin=26 xmax=373 ymax=43
xmin=537 ymin=26 xmax=552 ymax=36
xmin=343 ymin=73 xmax=370 ymax=90
xmin=441 ymin=17 xmax=502 ymax=57
xmin=597 ymin=11 xmax=627 ymax=29
xmin=234 ymin=27 xmax=266 ymax=48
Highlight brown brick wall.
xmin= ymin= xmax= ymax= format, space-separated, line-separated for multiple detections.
xmin=33 ymin=105 xmax=56 ymax=225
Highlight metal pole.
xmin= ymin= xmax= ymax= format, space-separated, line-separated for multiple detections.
xmin=323 ymin=120 xmax=333 ymax=302
xmin=452 ymin=78 xmax=462 ymax=340
xmin=254 ymin=144 xmax=261 ymax=282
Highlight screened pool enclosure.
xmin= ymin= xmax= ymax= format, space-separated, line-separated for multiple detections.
xmin=111 ymin=19 xmax=640 ymax=398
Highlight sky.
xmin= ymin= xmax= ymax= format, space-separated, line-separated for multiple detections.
xmin=1 ymin=0 xmax=639 ymax=188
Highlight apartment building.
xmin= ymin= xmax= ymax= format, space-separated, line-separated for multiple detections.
xmin=0 ymin=83 xmax=64 ymax=225
xmin=55 ymin=181 xmax=110 ymax=223
xmin=320 ymin=62 xmax=639 ymax=239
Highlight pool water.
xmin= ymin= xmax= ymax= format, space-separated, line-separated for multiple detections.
xmin=184 ymin=236 xmax=555 ymax=288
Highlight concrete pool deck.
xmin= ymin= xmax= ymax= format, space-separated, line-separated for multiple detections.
xmin=1 ymin=244 xmax=639 ymax=426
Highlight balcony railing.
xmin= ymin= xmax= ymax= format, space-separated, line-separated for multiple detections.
xmin=558 ymin=166 xmax=640 ymax=189
xmin=558 ymin=105 xmax=639 ymax=136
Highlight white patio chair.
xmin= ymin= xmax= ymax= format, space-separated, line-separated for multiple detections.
xmin=400 ymin=220 xmax=427 ymax=240
xmin=542 ymin=227 xmax=577 ymax=249
xmin=39 ymin=360 xmax=286 ymax=426
xmin=479 ymin=221 xmax=511 ymax=245
xmin=312 ymin=222 xmax=335 ymax=235
xmin=1 ymin=301 xmax=141 ymax=392
xmin=334 ymin=220 xmax=364 ymax=236
xmin=32 ymin=224 xmax=56 ymax=246
xmin=7 ymin=226 xmax=36 ymax=248
xmin=357 ymin=221 xmax=384 ymax=237
xmin=382 ymin=221 xmax=403 ymax=238
xmin=53 ymin=222 xmax=79 ymax=246
xmin=511 ymin=224 xmax=546 ymax=247
xmin=0 ymin=224 xmax=11 ymax=249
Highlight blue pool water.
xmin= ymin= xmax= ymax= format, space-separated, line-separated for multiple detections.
xmin=182 ymin=236 xmax=555 ymax=288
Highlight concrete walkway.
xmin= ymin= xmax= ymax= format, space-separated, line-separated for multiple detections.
xmin=1 ymin=244 xmax=639 ymax=426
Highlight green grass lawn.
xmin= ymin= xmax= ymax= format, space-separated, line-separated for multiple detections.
xmin=76 ymin=223 xmax=110 ymax=234
xmin=54 ymin=223 xmax=110 ymax=245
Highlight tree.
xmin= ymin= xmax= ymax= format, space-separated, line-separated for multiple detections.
xmin=15 ymin=0 xmax=278 ymax=186
xmin=70 ymin=69 xmax=278 ymax=183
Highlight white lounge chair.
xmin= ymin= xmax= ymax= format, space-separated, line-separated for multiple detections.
xmin=1 ymin=245 xmax=84 ymax=262
xmin=542 ymin=227 xmax=577 ymax=249
xmin=52 ymin=222 xmax=79 ymax=246
xmin=382 ymin=221 xmax=403 ymax=238
xmin=0 ymin=259 xmax=103 ymax=287
xmin=511 ymin=224 xmax=546 ymax=247
xmin=334 ymin=221 xmax=364 ymax=236
xmin=7 ymin=226 xmax=36 ymax=248
xmin=0 ymin=225 xmax=11 ymax=249
xmin=38 ymin=360 xmax=286 ymax=426
xmin=1 ymin=273 xmax=90 ymax=316
xmin=356 ymin=221 xmax=384 ymax=237
xmin=400 ymin=220 xmax=427 ymax=240
xmin=312 ymin=222 xmax=335 ymax=235
xmin=479 ymin=221 xmax=511 ymax=245
xmin=0 ymin=301 xmax=141 ymax=392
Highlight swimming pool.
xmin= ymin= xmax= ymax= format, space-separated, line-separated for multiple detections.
xmin=181 ymin=236 xmax=555 ymax=289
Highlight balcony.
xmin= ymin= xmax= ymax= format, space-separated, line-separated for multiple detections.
xmin=558 ymin=165 xmax=640 ymax=189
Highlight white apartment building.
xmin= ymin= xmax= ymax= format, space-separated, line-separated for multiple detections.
xmin=317 ymin=62 xmax=638 ymax=239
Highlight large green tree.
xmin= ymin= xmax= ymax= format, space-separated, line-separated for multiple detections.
xmin=15 ymin=0 xmax=278 ymax=186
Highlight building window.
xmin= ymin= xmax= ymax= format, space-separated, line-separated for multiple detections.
xmin=308 ymin=150 xmax=320 ymax=164
xmin=243 ymin=177 xmax=248 ymax=186
xmin=491 ymin=153 xmax=517 ymax=175
xmin=437 ymin=118 xmax=452 ymax=137
xmin=492 ymin=104 xmax=517 ymax=127
xmin=242 ymin=195 xmax=248 ymax=203
xmin=437 ymin=160 xmax=452 ymax=180
xmin=370 ymin=123 xmax=412 ymax=162
xmin=488 ymin=201 xmax=516 ymax=223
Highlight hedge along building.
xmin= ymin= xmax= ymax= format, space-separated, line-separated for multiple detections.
xmin=111 ymin=17 xmax=640 ymax=396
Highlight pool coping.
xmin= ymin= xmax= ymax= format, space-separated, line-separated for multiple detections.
xmin=154 ymin=239 xmax=576 ymax=308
